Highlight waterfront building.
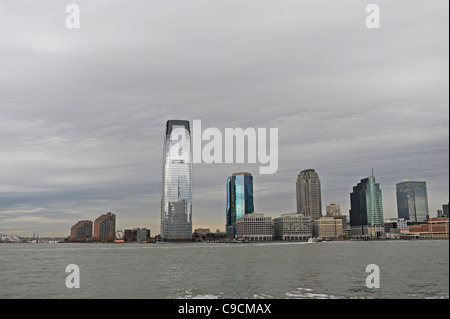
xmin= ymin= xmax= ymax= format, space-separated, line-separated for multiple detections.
xmin=384 ymin=218 xmax=409 ymax=232
xmin=296 ymin=169 xmax=322 ymax=220
xmin=384 ymin=218 xmax=409 ymax=238
xmin=349 ymin=170 xmax=384 ymax=235
xmin=124 ymin=228 xmax=150 ymax=242
xmin=313 ymin=217 xmax=343 ymax=240
xmin=236 ymin=212 xmax=272 ymax=241
xmin=226 ymin=172 xmax=254 ymax=237
xmin=403 ymin=217 xmax=449 ymax=239
xmin=70 ymin=220 xmax=93 ymax=240
xmin=124 ymin=229 xmax=137 ymax=241
xmin=194 ymin=228 xmax=211 ymax=235
xmin=137 ymin=228 xmax=151 ymax=242
xmin=94 ymin=212 xmax=116 ymax=240
xmin=161 ymin=120 xmax=193 ymax=241
xmin=350 ymin=225 xmax=385 ymax=239
xmin=273 ymin=213 xmax=313 ymax=241
xmin=396 ymin=180 xmax=429 ymax=222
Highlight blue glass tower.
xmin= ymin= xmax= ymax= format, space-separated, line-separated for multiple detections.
xmin=396 ymin=180 xmax=429 ymax=222
xmin=226 ymin=172 xmax=254 ymax=237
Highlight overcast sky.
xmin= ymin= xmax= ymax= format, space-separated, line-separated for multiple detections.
xmin=0 ymin=0 xmax=448 ymax=237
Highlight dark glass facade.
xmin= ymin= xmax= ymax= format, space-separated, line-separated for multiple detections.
xmin=226 ymin=172 xmax=254 ymax=237
xmin=161 ymin=120 xmax=192 ymax=241
xmin=396 ymin=180 xmax=429 ymax=222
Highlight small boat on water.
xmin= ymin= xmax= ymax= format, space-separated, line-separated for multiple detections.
xmin=307 ymin=237 xmax=323 ymax=243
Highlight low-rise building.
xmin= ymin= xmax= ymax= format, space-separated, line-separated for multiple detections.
xmin=403 ymin=217 xmax=449 ymax=239
xmin=136 ymin=228 xmax=151 ymax=242
xmin=273 ymin=213 xmax=312 ymax=241
xmin=384 ymin=218 xmax=408 ymax=238
xmin=350 ymin=225 xmax=385 ymax=239
xmin=236 ymin=213 xmax=272 ymax=241
xmin=314 ymin=217 xmax=343 ymax=240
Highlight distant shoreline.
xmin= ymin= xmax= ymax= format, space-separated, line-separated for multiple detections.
xmin=2 ymin=237 xmax=448 ymax=244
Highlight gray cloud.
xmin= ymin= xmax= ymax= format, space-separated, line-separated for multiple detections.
xmin=0 ymin=0 xmax=448 ymax=236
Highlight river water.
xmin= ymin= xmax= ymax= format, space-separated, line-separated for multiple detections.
xmin=0 ymin=240 xmax=448 ymax=299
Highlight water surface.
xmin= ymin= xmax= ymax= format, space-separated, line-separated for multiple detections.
xmin=0 ymin=240 xmax=448 ymax=299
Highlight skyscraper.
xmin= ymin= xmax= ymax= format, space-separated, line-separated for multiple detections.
xmin=161 ymin=120 xmax=193 ymax=241
xmin=350 ymin=170 xmax=384 ymax=230
xmin=396 ymin=179 xmax=429 ymax=222
xmin=226 ymin=172 xmax=254 ymax=237
xmin=296 ymin=169 xmax=322 ymax=219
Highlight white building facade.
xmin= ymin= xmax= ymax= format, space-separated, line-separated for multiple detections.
xmin=236 ymin=213 xmax=272 ymax=241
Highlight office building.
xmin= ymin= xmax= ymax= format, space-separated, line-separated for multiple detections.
xmin=296 ymin=169 xmax=322 ymax=219
xmin=349 ymin=170 xmax=384 ymax=235
xmin=351 ymin=225 xmax=385 ymax=239
xmin=314 ymin=217 xmax=343 ymax=240
xmin=70 ymin=220 xmax=93 ymax=240
xmin=161 ymin=120 xmax=193 ymax=241
xmin=396 ymin=180 xmax=429 ymax=222
xmin=236 ymin=213 xmax=272 ymax=241
xmin=326 ymin=202 xmax=341 ymax=216
xmin=384 ymin=218 xmax=409 ymax=232
xmin=273 ymin=213 xmax=313 ymax=241
xmin=326 ymin=202 xmax=348 ymax=229
xmin=226 ymin=172 xmax=254 ymax=237
xmin=94 ymin=212 xmax=116 ymax=240
xmin=137 ymin=228 xmax=151 ymax=242
xmin=384 ymin=218 xmax=408 ymax=238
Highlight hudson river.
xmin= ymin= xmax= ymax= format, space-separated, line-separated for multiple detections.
xmin=0 ymin=240 xmax=448 ymax=299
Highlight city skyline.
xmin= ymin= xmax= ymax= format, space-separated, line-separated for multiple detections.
xmin=0 ymin=1 xmax=448 ymax=237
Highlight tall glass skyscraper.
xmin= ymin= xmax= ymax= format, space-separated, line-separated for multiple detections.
xmin=161 ymin=120 xmax=192 ymax=241
xmin=296 ymin=169 xmax=322 ymax=219
xmin=226 ymin=172 xmax=254 ymax=237
xmin=350 ymin=170 xmax=384 ymax=227
xmin=396 ymin=180 xmax=429 ymax=222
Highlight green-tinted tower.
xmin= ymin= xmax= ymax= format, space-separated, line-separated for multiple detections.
xmin=350 ymin=169 xmax=384 ymax=228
